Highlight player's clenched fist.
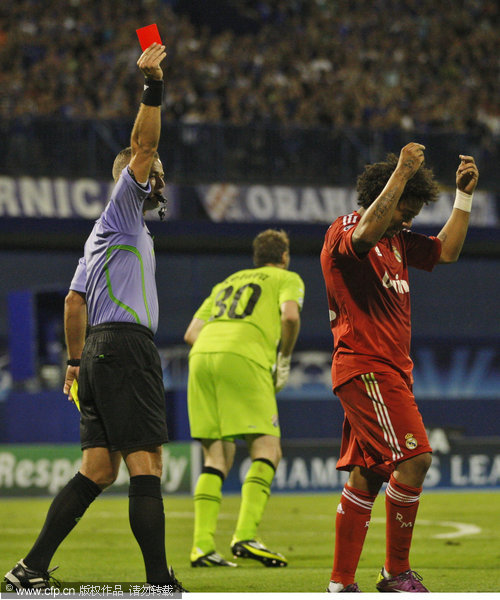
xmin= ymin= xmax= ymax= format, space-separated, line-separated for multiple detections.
xmin=396 ymin=142 xmax=426 ymax=180
xmin=456 ymin=155 xmax=479 ymax=195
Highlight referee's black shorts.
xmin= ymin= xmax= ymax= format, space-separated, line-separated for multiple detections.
xmin=79 ymin=322 xmax=169 ymax=452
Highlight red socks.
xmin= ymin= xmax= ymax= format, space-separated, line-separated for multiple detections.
xmin=385 ymin=474 xmax=422 ymax=576
xmin=331 ymin=476 xmax=423 ymax=585
xmin=330 ymin=484 xmax=377 ymax=586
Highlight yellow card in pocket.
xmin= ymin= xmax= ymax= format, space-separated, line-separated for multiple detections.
xmin=70 ymin=379 xmax=80 ymax=412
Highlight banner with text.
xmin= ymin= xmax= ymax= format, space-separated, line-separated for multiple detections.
xmin=0 ymin=177 xmax=178 ymax=221
xmin=223 ymin=430 xmax=500 ymax=493
xmin=0 ymin=176 xmax=497 ymax=226
xmin=0 ymin=431 xmax=498 ymax=496
xmin=0 ymin=443 xmax=194 ymax=497
xmin=196 ymin=184 xmax=498 ymax=226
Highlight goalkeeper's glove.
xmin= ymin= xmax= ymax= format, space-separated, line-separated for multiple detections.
xmin=274 ymin=352 xmax=291 ymax=392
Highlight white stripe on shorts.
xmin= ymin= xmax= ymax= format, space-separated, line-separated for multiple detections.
xmin=361 ymin=372 xmax=403 ymax=462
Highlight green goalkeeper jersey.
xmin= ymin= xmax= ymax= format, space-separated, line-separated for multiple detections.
xmin=190 ymin=266 xmax=305 ymax=370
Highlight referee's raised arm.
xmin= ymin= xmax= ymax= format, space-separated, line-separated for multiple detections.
xmin=129 ymin=42 xmax=166 ymax=185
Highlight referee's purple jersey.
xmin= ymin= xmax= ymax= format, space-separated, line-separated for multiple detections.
xmin=70 ymin=167 xmax=159 ymax=333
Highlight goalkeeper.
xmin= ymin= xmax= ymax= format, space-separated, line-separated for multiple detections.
xmin=184 ymin=229 xmax=304 ymax=568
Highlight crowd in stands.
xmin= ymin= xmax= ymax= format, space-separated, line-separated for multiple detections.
xmin=0 ymin=0 xmax=498 ymax=134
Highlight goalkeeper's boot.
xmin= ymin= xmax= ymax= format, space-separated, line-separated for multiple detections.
xmin=191 ymin=548 xmax=237 ymax=567
xmin=231 ymin=538 xmax=287 ymax=567
xmin=4 ymin=560 xmax=60 ymax=591
xmin=327 ymin=581 xmax=362 ymax=592
xmin=375 ymin=567 xmax=429 ymax=592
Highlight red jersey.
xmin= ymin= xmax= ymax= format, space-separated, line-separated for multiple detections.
xmin=320 ymin=211 xmax=441 ymax=388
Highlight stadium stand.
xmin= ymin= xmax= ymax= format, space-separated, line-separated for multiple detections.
xmin=0 ymin=0 xmax=498 ymax=133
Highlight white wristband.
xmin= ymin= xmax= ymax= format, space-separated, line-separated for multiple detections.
xmin=453 ymin=189 xmax=473 ymax=213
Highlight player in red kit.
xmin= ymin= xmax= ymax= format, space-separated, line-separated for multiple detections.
xmin=321 ymin=143 xmax=479 ymax=593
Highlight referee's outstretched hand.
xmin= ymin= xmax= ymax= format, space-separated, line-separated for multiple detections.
xmin=138 ymin=42 xmax=166 ymax=81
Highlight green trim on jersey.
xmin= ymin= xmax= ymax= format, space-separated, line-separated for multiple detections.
xmin=190 ymin=266 xmax=304 ymax=370
xmin=104 ymin=244 xmax=152 ymax=328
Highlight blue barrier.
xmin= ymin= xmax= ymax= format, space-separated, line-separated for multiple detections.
xmin=2 ymin=389 xmax=499 ymax=444
xmin=4 ymin=391 xmax=80 ymax=444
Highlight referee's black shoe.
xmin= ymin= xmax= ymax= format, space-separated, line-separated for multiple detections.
xmin=146 ymin=569 xmax=188 ymax=594
xmin=4 ymin=559 xmax=60 ymax=591
xmin=167 ymin=567 xmax=188 ymax=593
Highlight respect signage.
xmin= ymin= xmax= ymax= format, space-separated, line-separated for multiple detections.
xmin=0 ymin=444 xmax=193 ymax=496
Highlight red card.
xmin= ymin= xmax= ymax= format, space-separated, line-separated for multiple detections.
xmin=136 ymin=24 xmax=163 ymax=51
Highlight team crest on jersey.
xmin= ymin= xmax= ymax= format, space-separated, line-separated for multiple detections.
xmin=405 ymin=433 xmax=418 ymax=450
xmin=392 ymin=245 xmax=402 ymax=263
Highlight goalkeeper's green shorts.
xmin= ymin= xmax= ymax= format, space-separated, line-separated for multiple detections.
xmin=187 ymin=351 xmax=280 ymax=440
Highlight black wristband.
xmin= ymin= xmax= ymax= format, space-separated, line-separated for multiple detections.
xmin=141 ymin=78 xmax=164 ymax=106
xmin=67 ymin=359 xmax=81 ymax=367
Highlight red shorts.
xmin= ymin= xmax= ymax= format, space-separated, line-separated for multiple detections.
xmin=335 ymin=371 xmax=432 ymax=480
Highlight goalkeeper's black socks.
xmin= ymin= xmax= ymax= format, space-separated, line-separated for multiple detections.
xmin=25 ymin=471 xmax=102 ymax=572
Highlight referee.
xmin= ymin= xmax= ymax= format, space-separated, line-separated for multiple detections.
xmin=5 ymin=43 xmax=187 ymax=592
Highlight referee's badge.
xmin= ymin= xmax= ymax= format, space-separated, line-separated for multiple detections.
xmin=405 ymin=433 xmax=418 ymax=450
xmin=272 ymin=414 xmax=279 ymax=428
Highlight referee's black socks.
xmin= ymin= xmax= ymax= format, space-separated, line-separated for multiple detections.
xmin=25 ymin=472 xmax=102 ymax=572
xmin=129 ymin=474 xmax=171 ymax=584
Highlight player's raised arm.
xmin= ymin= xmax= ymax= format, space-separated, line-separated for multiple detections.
xmin=352 ymin=143 xmax=425 ymax=254
xmin=129 ymin=42 xmax=166 ymax=184
xmin=437 ymin=155 xmax=479 ymax=263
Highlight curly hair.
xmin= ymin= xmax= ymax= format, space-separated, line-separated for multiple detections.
xmin=253 ymin=229 xmax=289 ymax=267
xmin=356 ymin=153 xmax=440 ymax=209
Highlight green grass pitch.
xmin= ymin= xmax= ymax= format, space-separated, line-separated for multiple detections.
xmin=1 ymin=491 xmax=499 ymax=593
